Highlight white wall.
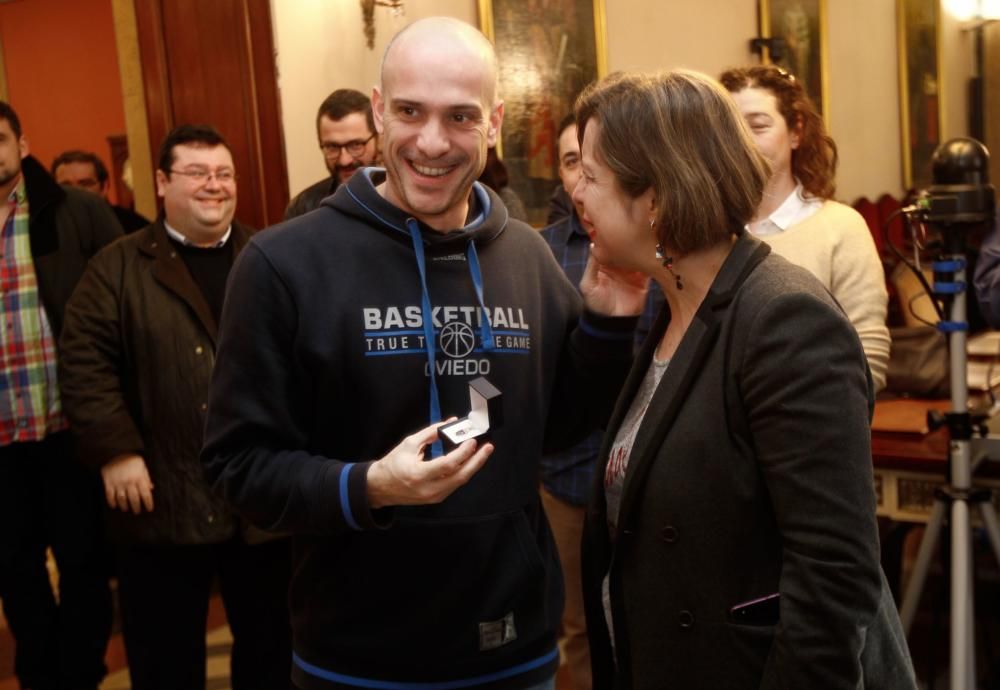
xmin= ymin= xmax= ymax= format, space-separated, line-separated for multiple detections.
xmin=826 ymin=0 xmax=904 ymax=202
xmin=605 ymin=0 xmax=757 ymax=77
xmin=940 ymin=8 xmax=974 ymax=150
xmin=272 ymin=0 xmax=975 ymax=204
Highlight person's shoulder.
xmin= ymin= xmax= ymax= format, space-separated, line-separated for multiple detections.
xmin=731 ymin=252 xmax=857 ymax=348
xmin=499 ymin=216 xmax=553 ymax=254
xmin=286 ymin=176 xmax=337 ymax=217
xmin=58 ymin=185 xmax=105 ymax=214
xmin=112 ymin=205 xmax=150 ymax=233
xmin=54 ymin=186 xmax=122 ymax=235
xmin=539 ymin=215 xmax=572 ymax=244
xmin=84 ymin=223 xmax=149 ymax=277
xmin=743 ymin=251 xmax=835 ymax=307
xmin=736 ymin=252 xmax=862 ymax=354
xmin=295 ymin=176 xmax=335 ymax=203
xmin=250 ymin=203 xmax=354 ymax=265
xmin=812 ymin=199 xmax=869 ymax=231
xmin=103 ymin=220 xmax=154 ymax=253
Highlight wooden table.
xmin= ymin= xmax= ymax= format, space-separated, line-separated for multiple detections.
xmin=872 ymin=399 xmax=1000 ymax=523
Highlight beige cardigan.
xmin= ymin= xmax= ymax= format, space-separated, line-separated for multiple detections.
xmin=759 ymin=200 xmax=890 ymax=391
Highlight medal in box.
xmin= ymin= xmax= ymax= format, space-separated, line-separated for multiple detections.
xmin=439 ymin=377 xmax=502 ymax=450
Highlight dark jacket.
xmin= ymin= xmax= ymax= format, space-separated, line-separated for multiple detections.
xmin=202 ymin=169 xmax=637 ymax=690
xmin=21 ymin=155 xmax=123 ymax=338
xmin=583 ymin=234 xmax=916 ymax=690
xmin=284 ymin=175 xmax=338 ymax=220
xmin=111 ymin=204 xmax=151 ymax=234
xmin=58 ymin=220 xmax=254 ymax=545
xmin=974 ymin=215 xmax=1000 ymax=327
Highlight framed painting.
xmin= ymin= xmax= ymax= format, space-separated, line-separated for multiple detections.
xmin=758 ymin=0 xmax=829 ymax=122
xmin=478 ymin=0 xmax=607 ymax=226
xmin=897 ymin=0 xmax=943 ymax=190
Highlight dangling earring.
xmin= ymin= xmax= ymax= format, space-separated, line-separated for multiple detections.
xmin=651 ymin=220 xmax=683 ymax=291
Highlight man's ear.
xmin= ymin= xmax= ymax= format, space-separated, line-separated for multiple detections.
xmin=372 ymin=86 xmax=386 ymax=135
xmin=155 ymin=169 xmax=168 ymax=198
xmin=18 ymin=135 xmax=28 ymax=160
xmin=487 ymin=101 xmax=504 ymax=148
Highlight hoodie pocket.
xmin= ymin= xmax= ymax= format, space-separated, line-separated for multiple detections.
xmin=296 ymin=507 xmax=558 ymax=673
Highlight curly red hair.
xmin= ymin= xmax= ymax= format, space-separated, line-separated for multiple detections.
xmin=719 ymin=65 xmax=838 ymax=200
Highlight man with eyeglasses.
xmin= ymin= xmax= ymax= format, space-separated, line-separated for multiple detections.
xmin=285 ymin=88 xmax=380 ymax=220
xmin=0 ymin=100 xmax=121 ymax=690
xmin=58 ymin=124 xmax=292 ymax=690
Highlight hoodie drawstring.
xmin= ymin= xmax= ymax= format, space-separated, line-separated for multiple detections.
xmin=466 ymin=239 xmax=495 ymax=352
xmin=406 ymin=219 xmax=496 ymax=459
xmin=407 ymin=219 xmax=444 ymax=459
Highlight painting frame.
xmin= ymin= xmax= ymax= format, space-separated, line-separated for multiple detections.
xmin=758 ymin=0 xmax=829 ymax=123
xmin=477 ymin=0 xmax=608 ymax=226
xmin=896 ymin=0 xmax=944 ymax=190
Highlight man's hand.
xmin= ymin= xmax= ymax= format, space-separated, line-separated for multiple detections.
xmin=101 ymin=454 xmax=154 ymax=514
xmin=366 ymin=420 xmax=494 ymax=509
xmin=579 ymin=253 xmax=648 ymax=316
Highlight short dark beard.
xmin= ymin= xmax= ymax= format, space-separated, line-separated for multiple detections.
xmin=0 ymin=168 xmax=21 ymax=189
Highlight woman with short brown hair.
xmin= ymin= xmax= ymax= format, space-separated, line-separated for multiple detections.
xmin=574 ymin=70 xmax=914 ymax=689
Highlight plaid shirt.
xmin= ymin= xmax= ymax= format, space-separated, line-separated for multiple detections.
xmin=540 ymin=211 xmax=664 ymax=505
xmin=0 ymin=177 xmax=68 ymax=445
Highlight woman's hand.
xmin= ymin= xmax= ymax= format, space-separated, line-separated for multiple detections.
xmin=579 ymin=252 xmax=648 ymax=316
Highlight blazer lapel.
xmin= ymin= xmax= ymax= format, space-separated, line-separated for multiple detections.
xmin=611 ymin=234 xmax=771 ymax=537
xmin=587 ymin=294 xmax=667 ymax=522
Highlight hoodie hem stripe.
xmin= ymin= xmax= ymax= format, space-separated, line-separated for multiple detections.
xmin=292 ymin=648 xmax=558 ymax=690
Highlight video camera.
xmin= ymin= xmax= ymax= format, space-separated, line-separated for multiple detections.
xmin=909 ymin=138 xmax=996 ymax=251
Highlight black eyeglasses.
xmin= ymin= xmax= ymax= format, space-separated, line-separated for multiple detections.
xmin=320 ymin=133 xmax=375 ymax=157
xmin=169 ymin=168 xmax=237 ymax=184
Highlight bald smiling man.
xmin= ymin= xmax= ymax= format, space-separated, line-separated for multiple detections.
xmin=202 ymin=17 xmax=646 ymax=690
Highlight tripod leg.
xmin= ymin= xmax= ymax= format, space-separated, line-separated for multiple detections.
xmin=900 ymin=499 xmax=946 ymax=633
xmin=978 ymin=501 xmax=1000 ymax=569
xmin=966 ymin=554 xmax=975 ymax=688
xmin=951 ymin=498 xmax=973 ymax=690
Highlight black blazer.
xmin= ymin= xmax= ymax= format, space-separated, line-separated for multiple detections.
xmin=582 ymin=234 xmax=916 ymax=689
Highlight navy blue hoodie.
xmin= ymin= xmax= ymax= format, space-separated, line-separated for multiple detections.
xmin=202 ymin=169 xmax=636 ymax=689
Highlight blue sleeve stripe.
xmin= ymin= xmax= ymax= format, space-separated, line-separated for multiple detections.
xmin=293 ymin=647 xmax=558 ymax=689
xmin=339 ymin=464 xmax=362 ymax=531
xmin=578 ymin=317 xmax=635 ymax=341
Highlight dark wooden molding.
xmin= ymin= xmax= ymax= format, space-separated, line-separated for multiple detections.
xmin=131 ymin=0 xmax=288 ymax=228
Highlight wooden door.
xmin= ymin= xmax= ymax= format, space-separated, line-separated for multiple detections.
xmin=134 ymin=0 xmax=288 ymax=229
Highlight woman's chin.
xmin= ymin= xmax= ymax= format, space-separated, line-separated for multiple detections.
xmin=590 ymin=242 xmax=612 ymax=263
xmin=591 ymin=243 xmax=635 ymax=271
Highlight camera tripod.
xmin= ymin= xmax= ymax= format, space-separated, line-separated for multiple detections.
xmin=898 ymin=251 xmax=1000 ymax=689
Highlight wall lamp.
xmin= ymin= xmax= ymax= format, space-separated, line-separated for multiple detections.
xmin=361 ymin=0 xmax=406 ymax=50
